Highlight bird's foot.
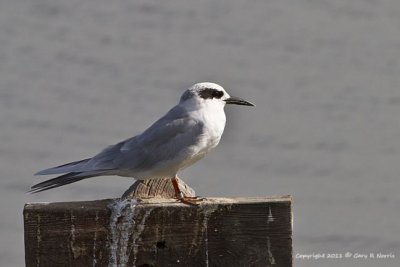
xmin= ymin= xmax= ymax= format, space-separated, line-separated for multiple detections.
xmin=176 ymin=196 xmax=206 ymax=206
xmin=171 ymin=176 xmax=204 ymax=205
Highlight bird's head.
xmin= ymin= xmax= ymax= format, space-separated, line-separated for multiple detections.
xmin=179 ymin=82 xmax=255 ymax=109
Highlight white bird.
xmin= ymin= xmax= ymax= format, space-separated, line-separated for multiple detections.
xmin=31 ymin=82 xmax=254 ymax=203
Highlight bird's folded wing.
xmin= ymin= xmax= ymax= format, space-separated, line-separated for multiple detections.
xmin=84 ymin=107 xmax=204 ymax=173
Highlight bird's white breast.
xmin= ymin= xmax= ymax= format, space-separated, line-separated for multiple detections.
xmin=192 ymin=102 xmax=226 ymax=152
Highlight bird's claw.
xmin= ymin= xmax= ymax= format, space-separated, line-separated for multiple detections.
xmin=176 ymin=196 xmax=206 ymax=206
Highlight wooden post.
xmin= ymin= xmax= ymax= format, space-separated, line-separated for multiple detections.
xmin=24 ymin=179 xmax=292 ymax=267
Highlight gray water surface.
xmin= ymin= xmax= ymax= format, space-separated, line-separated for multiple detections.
xmin=1 ymin=1 xmax=400 ymax=266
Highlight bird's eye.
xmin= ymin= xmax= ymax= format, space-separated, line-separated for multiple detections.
xmin=199 ymin=88 xmax=224 ymax=100
xmin=213 ymin=90 xmax=224 ymax=98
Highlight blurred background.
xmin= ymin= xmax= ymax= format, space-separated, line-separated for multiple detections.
xmin=1 ymin=0 xmax=400 ymax=266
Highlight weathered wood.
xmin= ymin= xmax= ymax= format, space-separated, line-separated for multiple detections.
xmin=121 ymin=177 xmax=195 ymax=199
xmin=24 ymin=196 xmax=292 ymax=267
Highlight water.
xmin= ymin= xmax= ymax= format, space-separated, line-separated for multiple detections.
xmin=1 ymin=0 xmax=400 ymax=266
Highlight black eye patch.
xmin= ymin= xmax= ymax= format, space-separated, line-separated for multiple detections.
xmin=198 ymin=88 xmax=224 ymax=100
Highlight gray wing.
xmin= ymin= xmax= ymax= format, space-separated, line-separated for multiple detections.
xmin=83 ymin=105 xmax=204 ymax=173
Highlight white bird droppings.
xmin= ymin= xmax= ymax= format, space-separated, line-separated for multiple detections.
xmin=267 ymin=206 xmax=274 ymax=223
xmin=107 ymin=199 xmax=138 ymax=267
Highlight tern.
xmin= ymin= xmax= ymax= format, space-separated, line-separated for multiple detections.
xmin=31 ymin=82 xmax=254 ymax=204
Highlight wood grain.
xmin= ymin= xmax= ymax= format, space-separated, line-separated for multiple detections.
xmin=24 ymin=197 xmax=292 ymax=267
xmin=121 ymin=177 xmax=195 ymax=199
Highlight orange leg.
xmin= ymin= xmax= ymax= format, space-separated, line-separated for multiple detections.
xmin=171 ymin=176 xmax=205 ymax=206
xmin=171 ymin=176 xmax=184 ymax=199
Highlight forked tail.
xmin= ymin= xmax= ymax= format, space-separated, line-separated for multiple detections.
xmin=30 ymin=171 xmax=107 ymax=193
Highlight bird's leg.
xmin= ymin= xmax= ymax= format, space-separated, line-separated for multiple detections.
xmin=171 ymin=176 xmax=184 ymax=199
xmin=171 ymin=176 xmax=205 ymax=205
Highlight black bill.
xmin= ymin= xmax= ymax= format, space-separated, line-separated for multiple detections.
xmin=224 ymin=96 xmax=255 ymax=106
